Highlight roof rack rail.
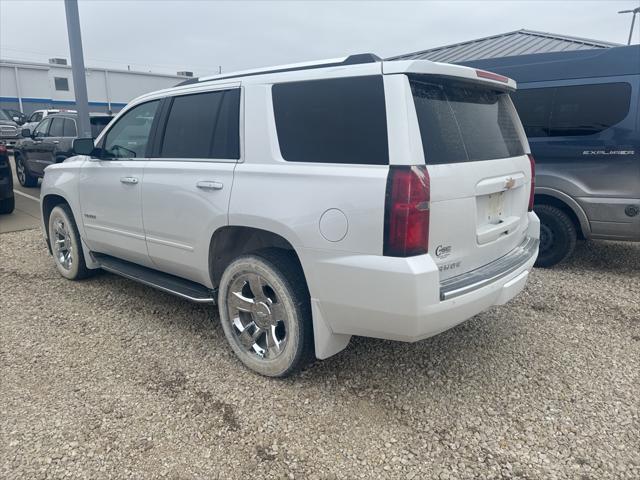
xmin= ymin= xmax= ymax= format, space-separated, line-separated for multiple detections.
xmin=175 ymin=53 xmax=381 ymax=87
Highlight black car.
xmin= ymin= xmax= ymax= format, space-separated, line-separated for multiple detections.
xmin=2 ymin=108 xmax=26 ymax=126
xmin=14 ymin=112 xmax=113 ymax=187
xmin=0 ymin=142 xmax=15 ymax=214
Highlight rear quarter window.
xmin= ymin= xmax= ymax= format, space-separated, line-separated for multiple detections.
xmin=272 ymin=75 xmax=388 ymax=165
xmin=409 ymin=76 xmax=525 ymax=164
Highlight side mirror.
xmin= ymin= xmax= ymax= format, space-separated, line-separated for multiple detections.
xmin=73 ymin=137 xmax=95 ymax=156
xmin=21 ymin=128 xmax=31 ymax=137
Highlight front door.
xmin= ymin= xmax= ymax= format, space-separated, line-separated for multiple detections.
xmin=79 ymin=100 xmax=161 ymax=266
xmin=24 ymin=117 xmax=52 ymax=175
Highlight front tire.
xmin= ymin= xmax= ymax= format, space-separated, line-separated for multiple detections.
xmin=217 ymin=249 xmax=313 ymax=377
xmin=48 ymin=204 xmax=90 ymax=280
xmin=15 ymin=153 xmax=38 ymax=188
xmin=534 ymin=204 xmax=577 ymax=268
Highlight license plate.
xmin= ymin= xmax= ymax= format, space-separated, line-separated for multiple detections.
xmin=487 ymin=192 xmax=505 ymax=224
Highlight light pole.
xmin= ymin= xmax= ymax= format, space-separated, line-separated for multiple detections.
xmin=64 ymin=0 xmax=91 ymax=138
xmin=619 ymin=7 xmax=640 ymax=45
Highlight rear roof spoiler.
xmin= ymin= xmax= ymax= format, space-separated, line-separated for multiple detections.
xmin=382 ymin=59 xmax=517 ymax=91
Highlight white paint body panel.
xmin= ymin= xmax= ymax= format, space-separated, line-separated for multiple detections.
xmin=40 ymin=57 xmax=539 ymax=361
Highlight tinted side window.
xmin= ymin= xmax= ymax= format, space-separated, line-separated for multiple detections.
xmin=272 ymin=76 xmax=388 ymax=165
xmin=103 ymin=100 xmax=160 ymax=158
xmin=549 ymin=83 xmax=631 ymax=137
xmin=63 ymin=118 xmax=77 ymax=137
xmin=511 ymin=88 xmax=554 ymax=138
xmin=33 ymin=118 xmax=51 ymax=137
xmin=90 ymin=117 xmax=111 ymax=138
xmin=49 ymin=118 xmax=65 ymax=137
xmin=160 ymin=89 xmax=240 ymax=159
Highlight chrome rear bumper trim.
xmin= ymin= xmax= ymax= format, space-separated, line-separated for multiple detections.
xmin=439 ymin=236 xmax=539 ymax=301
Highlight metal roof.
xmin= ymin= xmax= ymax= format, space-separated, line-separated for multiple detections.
xmin=388 ymin=29 xmax=621 ymax=63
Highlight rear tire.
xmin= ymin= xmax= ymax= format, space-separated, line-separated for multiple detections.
xmin=534 ymin=204 xmax=577 ymax=268
xmin=48 ymin=204 xmax=90 ymax=280
xmin=217 ymin=249 xmax=313 ymax=377
xmin=15 ymin=153 xmax=38 ymax=188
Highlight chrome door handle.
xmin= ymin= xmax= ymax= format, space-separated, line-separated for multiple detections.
xmin=196 ymin=181 xmax=223 ymax=190
xmin=52 ymin=140 xmax=59 ymax=144
xmin=120 ymin=176 xmax=139 ymax=184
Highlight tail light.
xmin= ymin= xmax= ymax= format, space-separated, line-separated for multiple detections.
xmin=527 ymin=154 xmax=535 ymax=212
xmin=384 ymin=165 xmax=430 ymax=257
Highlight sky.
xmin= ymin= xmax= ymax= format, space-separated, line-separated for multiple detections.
xmin=1 ymin=0 xmax=638 ymax=77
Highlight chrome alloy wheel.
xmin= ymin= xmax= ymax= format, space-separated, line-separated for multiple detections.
xmin=226 ymin=273 xmax=288 ymax=360
xmin=52 ymin=217 xmax=73 ymax=271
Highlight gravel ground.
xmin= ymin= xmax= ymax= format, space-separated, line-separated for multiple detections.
xmin=1 ymin=229 xmax=639 ymax=480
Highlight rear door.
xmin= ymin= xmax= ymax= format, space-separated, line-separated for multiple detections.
xmin=407 ymin=75 xmax=532 ymax=279
xmin=40 ymin=116 xmax=65 ymax=169
xmin=141 ymin=86 xmax=240 ymax=286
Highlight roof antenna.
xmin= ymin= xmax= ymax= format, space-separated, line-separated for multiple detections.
xmin=619 ymin=7 xmax=640 ymax=45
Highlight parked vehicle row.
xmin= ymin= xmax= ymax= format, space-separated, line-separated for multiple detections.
xmin=41 ymin=54 xmax=539 ymax=377
xmin=14 ymin=112 xmax=112 ymax=187
xmin=21 ymin=109 xmax=77 ymax=133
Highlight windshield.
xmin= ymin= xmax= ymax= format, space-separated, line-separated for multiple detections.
xmin=409 ymin=76 xmax=525 ymax=164
xmin=0 ymin=109 xmax=11 ymax=121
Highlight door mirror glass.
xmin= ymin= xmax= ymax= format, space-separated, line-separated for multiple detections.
xmin=21 ymin=128 xmax=31 ymax=137
xmin=73 ymin=137 xmax=95 ymax=156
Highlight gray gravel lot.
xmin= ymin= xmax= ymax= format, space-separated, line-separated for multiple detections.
xmin=1 ymin=229 xmax=639 ymax=480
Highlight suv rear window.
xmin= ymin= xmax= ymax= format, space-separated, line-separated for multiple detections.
xmin=272 ymin=76 xmax=388 ymax=165
xmin=409 ymin=76 xmax=525 ymax=164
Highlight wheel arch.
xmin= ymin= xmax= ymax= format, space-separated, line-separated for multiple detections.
xmin=208 ymin=225 xmax=305 ymax=288
xmin=535 ymin=187 xmax=590 ymax=240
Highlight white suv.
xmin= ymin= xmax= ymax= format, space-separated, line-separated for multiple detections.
xmin=40 ymin=54 xmax=539 ymax=377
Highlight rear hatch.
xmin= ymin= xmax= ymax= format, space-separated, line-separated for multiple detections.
xmin=408 ymin=74 xmax=532 ymax=280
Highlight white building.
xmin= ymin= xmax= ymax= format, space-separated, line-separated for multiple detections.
xmin=0 ymin=57 xmax=192 ymax=115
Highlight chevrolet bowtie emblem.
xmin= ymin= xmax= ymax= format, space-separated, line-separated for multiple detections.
xmin=504 ymin=177 xmax=516 ymax=190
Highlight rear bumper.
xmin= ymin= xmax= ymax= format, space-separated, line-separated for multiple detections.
xmin=309 ymin=212 xmax=540 ymax=347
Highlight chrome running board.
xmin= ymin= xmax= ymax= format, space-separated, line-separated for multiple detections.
xmin=93 ymin=253 xmax=216 ymax=304
xmin=439 ymin=236 xmax=539 ymax=301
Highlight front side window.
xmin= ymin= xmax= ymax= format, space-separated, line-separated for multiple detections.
xmin=160 ymin=89 xmax=240 ymax=159
xmin=49 ymin=118 xmax=65 ymax=137
xmin=410 ymin=76 xmax=524 ymax=164
xmin=272 ymin=76 xmax=389 ymax=165
xmin=33 ymin=118 xmax=51 ymax=137
xmin=102 ymin=100 xmax=159 ymax=158
xmin=30 ymin=112 xmax=43 ymax=123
